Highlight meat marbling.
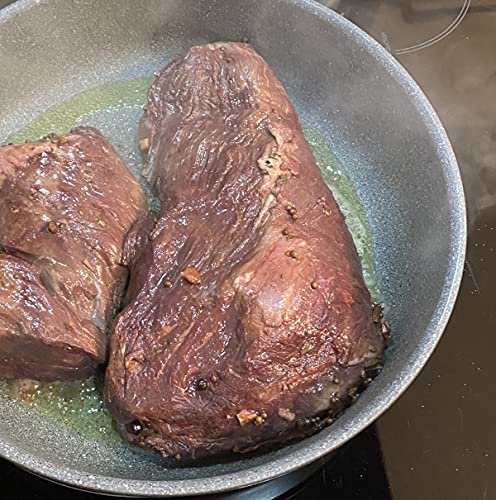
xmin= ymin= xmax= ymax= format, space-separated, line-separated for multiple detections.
xmin=0 ymin=127 xmax=147 ymax=380
xmin=105 ymin=43 xmax=384 ymax=458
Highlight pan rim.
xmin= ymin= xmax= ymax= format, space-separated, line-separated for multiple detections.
xmin=0 ymin=0 xmax=467 ymax=496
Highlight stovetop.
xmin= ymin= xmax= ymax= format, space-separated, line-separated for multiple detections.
xmin=1 ymin=1 xmax=495 ymax=499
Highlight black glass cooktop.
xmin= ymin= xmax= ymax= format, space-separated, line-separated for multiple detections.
xmin=1 ymin=1 xmax=495 ymax=499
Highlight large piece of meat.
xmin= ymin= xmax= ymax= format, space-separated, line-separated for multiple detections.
xmin=0 ymin=127 xmax=147 ymax=380
xmin=105 ymin=43 xmax=384 ymax=458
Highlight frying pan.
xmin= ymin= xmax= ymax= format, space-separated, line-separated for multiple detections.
xmin=0 ymin=0 xmax=466 ymax=496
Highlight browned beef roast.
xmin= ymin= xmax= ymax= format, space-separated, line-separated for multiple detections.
xmin=0 ymin=127 xmax=147 ymax=380
xmin=105 ymin=43 xmax=384 ymax=458
xmin=0 ymin=254 xmax=98 ymax=379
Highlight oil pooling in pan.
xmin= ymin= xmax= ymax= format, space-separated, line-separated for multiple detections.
xmin=2 ymin=77 xmax=378 ymax=445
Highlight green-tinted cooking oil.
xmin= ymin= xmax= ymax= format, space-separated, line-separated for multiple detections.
xmin=303 ymin=129 xmax=377 ymax=295
xmin=8 ymin=77 xmax=153 ymax=144
xmin=4 ymin=376 xmax=118 ymax=446
xmin=3 ymin=77 xmax=377 ymax=446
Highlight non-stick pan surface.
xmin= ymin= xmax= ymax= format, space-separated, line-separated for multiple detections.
xmin=0 ymin=0 xmax=466 ymax=496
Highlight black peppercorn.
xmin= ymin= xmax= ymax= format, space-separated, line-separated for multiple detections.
xmin=196 ymin=378 xmax=209 ymax=391
xmin=127 ymin=420 xmax=143 ymax=435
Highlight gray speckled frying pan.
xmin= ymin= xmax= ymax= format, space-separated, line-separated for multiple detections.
xmin=0 ymin=0 xmax=466 ymax=496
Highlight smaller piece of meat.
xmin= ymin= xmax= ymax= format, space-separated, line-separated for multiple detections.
xmin=0 ymin=127 xmax=147 ymax=380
